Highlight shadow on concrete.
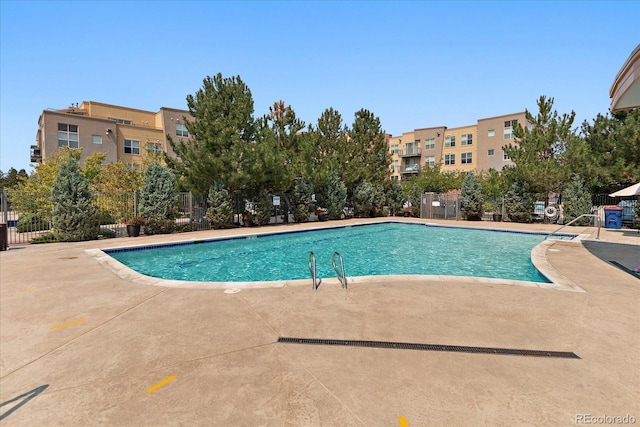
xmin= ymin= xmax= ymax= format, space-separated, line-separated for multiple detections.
xmin=582 ymin=241 xmax=640 ymax=280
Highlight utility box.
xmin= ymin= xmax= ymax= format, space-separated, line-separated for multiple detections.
xmin=603 ymin=206 xmax=623 ymax=229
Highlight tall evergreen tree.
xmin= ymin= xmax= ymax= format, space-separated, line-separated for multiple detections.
xmin=321 ymin=171 xmax=347 ymax=220
xmin=504 ymin=96 xmax=577 ymax=197
xmin=206 ymin=184 xmax=233 ymax=229
xmin=168 ymin=73 xmax=255 ymax=194
xmin=342 ymin=109 xmax=390 ymax=197
xmin=51 ymin=157 xmax=99 ymax=241
xmin=579 ymin=109 xmax=640 ymax=193
xmin=562 ymin=175 xmax=592 ymax=226
xmin=460 ymin=172 xmax=484 ymax=220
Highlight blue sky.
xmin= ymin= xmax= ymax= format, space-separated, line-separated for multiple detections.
xmin=1 ymin=1 xmax=638 ymax=173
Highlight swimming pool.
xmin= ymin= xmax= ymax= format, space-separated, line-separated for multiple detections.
xmin=105 ymin=222 xmax=573 ymax=284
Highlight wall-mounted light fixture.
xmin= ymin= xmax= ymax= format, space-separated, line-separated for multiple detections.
xmin=106 ymin=129 xmax=112 ymax=135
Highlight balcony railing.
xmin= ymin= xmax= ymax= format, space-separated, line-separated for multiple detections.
xmin=398 ymin=148 xmax=422 ymax=157
xmin=399 ymin=164 xmax=421 ymax=174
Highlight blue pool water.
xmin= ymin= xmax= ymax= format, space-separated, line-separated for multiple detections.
xmin=106 ymin=222 xmax=570 ymax=283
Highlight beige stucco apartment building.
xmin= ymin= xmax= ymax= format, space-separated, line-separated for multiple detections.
xmin=32 ymin=101 xmax=192 ymax=168
xmin=389 ymin=111 xmax=526 ymax=180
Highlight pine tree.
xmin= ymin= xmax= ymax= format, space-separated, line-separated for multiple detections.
xmin=206 ymin=185 xmax=233 ymax=229
xmin=322 ymin=171 xmax=347 ymax=220
xmin=353 ymin=182 xmax=376 ymax=218
xmin=562 ymin=175 xmax=592 ymax=226
xmin=289 ymin=178 xmax=313 ymax=223
xmin=460 ymin=172 xmax=484 ymax=220
xmin=51 ymin=157 xmax=99 ymax=241
xmin=504 ymin=180 xmax=535 ymax=223
xmin=139 ymin=162 xmax=177 ymax=234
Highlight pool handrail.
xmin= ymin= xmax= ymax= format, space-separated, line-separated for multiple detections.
xmin=332 ymin=251 xmax=348 ymax=289
xmin=545 ymin=214 xmax=601 ymax=240
xmin=309 ymin=251 xmax=321 ymax=290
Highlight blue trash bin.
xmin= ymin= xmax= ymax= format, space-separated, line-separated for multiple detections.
xmin=603 ymin=206 xmax=623 ymax=229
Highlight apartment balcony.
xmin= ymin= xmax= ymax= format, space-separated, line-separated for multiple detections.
xmin=399 ymin=148 xmax=422 ymax=157
xmin=399 ymin=164 xmax=421 ymax=174
xmin=30 ymin=145 xmax=42 ymax=163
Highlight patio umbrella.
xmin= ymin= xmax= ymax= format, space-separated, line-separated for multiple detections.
xmin=609 ymin=182 xmax=640 ymax=197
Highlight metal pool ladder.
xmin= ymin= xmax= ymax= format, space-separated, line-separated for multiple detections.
xmin=332 ymin=252 xmax=348 ymax=289
xmin=308 ymin=252 xmax=321 ymax=290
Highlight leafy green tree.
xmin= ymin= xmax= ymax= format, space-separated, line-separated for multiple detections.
xmin=460 ymin=172 xmax=483 ymax=220
xmin=403 ymin=181 xmax=422 ymax=218
xmin=10 ymin=148 xmax=86 ymax=223
xmin=634 ymin=199 xmax=640 ymax=230
xmin=206 ymin=184 xmax=233 ymax=229
xmin=562 ymin=175 xmax=592 ymax=226
xmin=504 ymin=96 xmax=577 ymax=197
xmin=168 ymin=73 xmax=256 ymax=194
xmin=92 ymin=161 xmax=143 ymax=222
xmin=321 ymin=171 xmax=347 ymax=220
xmin=139 ymin=162 xmax=177 ymax=234
xmin=289 ymin=178 xmax=314 ymax=223
xmin=504 ymin=180 xmax=535 ymax=223
xmin=479 ymin=168 xmax=508 ymax=196
xmin=414 ymin=164 xmax=464 ymax=193
xmin=0 ymin=167 xmax=28 ymax=189
xmin=51 ymin=157 xmax=99 ymax=241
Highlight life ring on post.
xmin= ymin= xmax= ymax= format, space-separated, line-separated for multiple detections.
xmin=544 ymin=206 xmax=558 ymax=219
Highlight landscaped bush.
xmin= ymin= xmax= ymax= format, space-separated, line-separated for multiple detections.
xmin=460 ymin=172 xmax=484 ymax=220
xmin=139 ymin=162 xmax=178 ymax=235
xmin=51 ymin=157 xmax=100 ymax=241
xmin=206 ymin=185 xmax=233 ymax=229
xmin=562 ymin=175 xmax=592 ymax=226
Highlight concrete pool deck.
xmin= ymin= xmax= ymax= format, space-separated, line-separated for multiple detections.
xmin=0 ymin=218 xmax=638 ymax=425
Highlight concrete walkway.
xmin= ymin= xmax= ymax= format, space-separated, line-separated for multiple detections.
xmin=1 ymin=219 xmax=638 ymax=426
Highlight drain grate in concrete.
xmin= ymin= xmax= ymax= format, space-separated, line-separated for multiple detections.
xmin=277 ymin=337 xmax=580 ymax=359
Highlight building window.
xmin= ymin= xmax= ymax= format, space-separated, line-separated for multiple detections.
xmin=487 ymin=149 xmax=495 ymax=156
xmin=425 ymin=155 xmax=435 ymax=166
xmin=92 ymin=135 xmax=102 ymax=144
xmin=58 ymin=123 xmax=79 ymax=148
xmin=110 ymin=117 xmax=132 ymax=125
xmin=445 ymin=136 xmax=455 ymax=147
xmin=391 ymin=159 xmax=399 ymax=172
xmin=147 ymin=142 xmax=162 ymax=154
xmin=461 ymin=152 xmax=473 ymax=164
xmin=461 ymin=134 xmax=473 ymax=146
xmin=488 ymin=129 xmax=495 ymax=137
xmin=405 ymin=142 xmax=419 ymax=155
xmin=391 ymin=175 xmax=399 ymax=181
xmin=504 ymin=120 xmax=517 ymax=140
xmin=424 ymin=138 xmax=435 ymax=149
xmin=390 ymin=144 xmax=399 ymax=154
xmin=444 ymin=154 xmax=455 ymax=165
xmin=176 ymin=123 xmax=188 ymax=137
xmin=503 ymin=150 xmax=510 ymax=160
xmin=124 ymin=139 xmax=140 ymax=155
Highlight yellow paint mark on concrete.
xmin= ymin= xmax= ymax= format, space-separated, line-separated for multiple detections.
xmin=49 ymin=318 xmax=84 ymax=330
xmin=147 ymin=375 xmax=176 ymax=394
xmin=398 ymin=415 xmax=409 ymax=427
xmin=21 ymin=287 xmax=40 ymax=292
